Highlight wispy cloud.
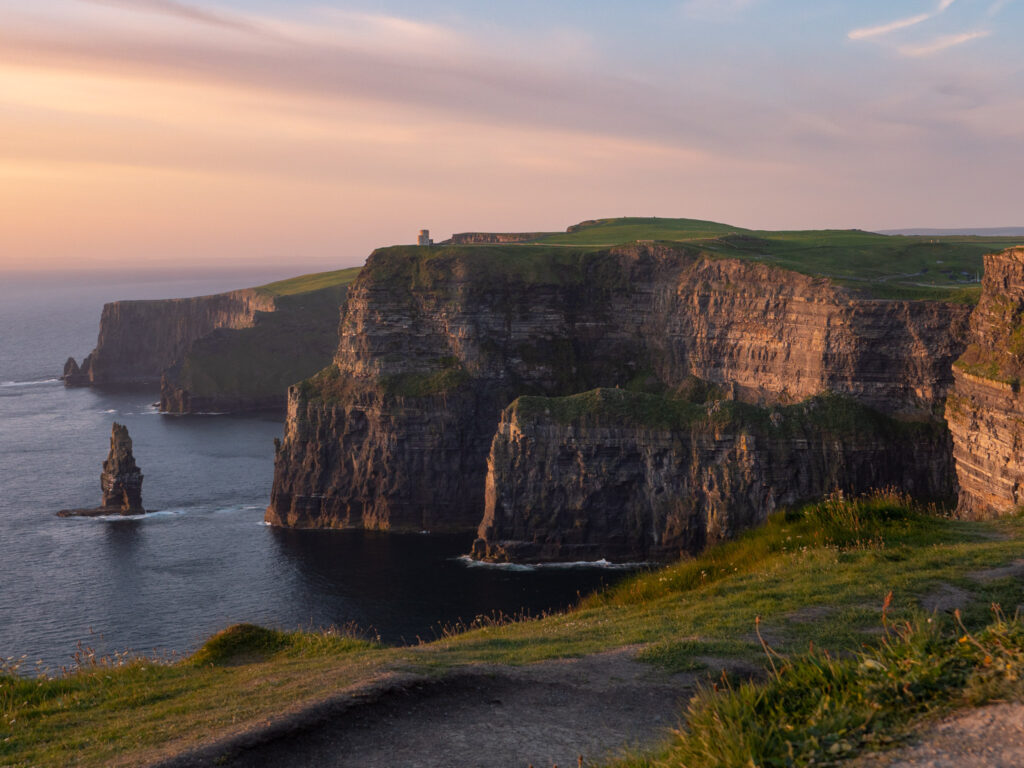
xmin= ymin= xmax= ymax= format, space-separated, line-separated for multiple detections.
xmin=848 ymin=0 xmax=957 ymax=40
xmin=77 ymin=0 xmax=259 ymax=34
xmin=899 ymin=29 xmax=991 ymax=56
xmin=985 ymin=0 xmax=1016 ymax=17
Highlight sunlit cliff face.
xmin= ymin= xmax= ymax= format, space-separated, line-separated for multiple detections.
xmin=2 ymin=0 xmax=1023 ymax=273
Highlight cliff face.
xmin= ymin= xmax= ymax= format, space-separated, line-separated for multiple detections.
xmin=69 ymin=290 xmax=275 ymax=387
xmin=471 ymin=393 xmax=950 ymax=561
xmin=472 ymin=391 xmax=953 ymax=563
xmin=158 ymin=286 xmax=349 ymax=414
xmin=267 ymin=243 xmax=969 ymax=534
xmin=947 ymin=248 xmax=1024 ymax=517
xmin=649 ymin=259 xmax=970 ymax=412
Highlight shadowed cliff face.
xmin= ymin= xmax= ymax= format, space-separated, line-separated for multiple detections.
xmin=64 ymin=273 xmax=356 ymax=414
xmin=473 ymin=391 xmax=954 ymax=563
xmin=947 ymin=247 xmax=1024 ymax=517
xmin=267 ymin=243 xmax=970 ymax=535
xmin=158 ymin=287 xmax=350 ymax=414
xmin=69 ymin=290 xmax=276 ymax=387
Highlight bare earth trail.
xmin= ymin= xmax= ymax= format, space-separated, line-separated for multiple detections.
xmin=156 ymin=649 xmax=747 ymax=768
xmin=853 ymin=703 xmax=1024 ymax=768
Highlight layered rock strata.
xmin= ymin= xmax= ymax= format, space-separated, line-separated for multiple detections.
xmin=947 ymin=247 xmax=1024 ymax=517
xmin=267 ymin=243 xmax=969 ymax=534
xmin=59 ymin=422 xmax=146 ymax=517
xmin=472 ymin=390 xmax=953 ymax=563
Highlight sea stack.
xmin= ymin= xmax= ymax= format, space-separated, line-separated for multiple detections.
xmin=59 ymin=423 xmax=146 ymax=517
xmin=101 ymin=423 xmax=144 ymax=514
xmin=62 ymin=357 xmax=90 ymax=387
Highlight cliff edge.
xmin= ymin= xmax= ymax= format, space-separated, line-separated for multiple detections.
xmin=947 ymin=247 xmax=1024 ymax=516
xmin=267 ymin=242 xmax=969 ymax=537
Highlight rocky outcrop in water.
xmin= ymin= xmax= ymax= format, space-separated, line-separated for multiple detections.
xmin=62 ymin=357 xmax=89 ymax=387
xmin=59 ymin=423 xmax=145 ymax=517
xmin=947 ymin=247 xmax=1024 ymax=517
xmin=267 ymin=242 xmax=969 ymax=535
xmin=472 ymin=390 xmax=953 ymax=563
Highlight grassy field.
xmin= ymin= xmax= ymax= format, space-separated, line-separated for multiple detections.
xmin=252 ymin=266 xmax=362 ymax=297
xmin=536 ymin=217 xmax=1019 ymax=301
xmin=3 ymin=493 xmax=1023 ymax=766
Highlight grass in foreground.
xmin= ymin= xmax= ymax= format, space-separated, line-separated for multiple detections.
xmin=2 ymin=493 xmax=1023 ymax=767
xmin=612 ymin=608 xmax=1024 ymax=768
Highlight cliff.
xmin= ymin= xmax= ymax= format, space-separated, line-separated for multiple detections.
xmin=64 ymin=267 xmax=360 ymax=414
xmin=159 ymin=282 xmax=352 ymax=414
xmin=472 ymin=390 xmax=953 ymax=563
xmin=67 ymin=290 xmax=276 ymax=387
xmin=946 ymin=247 xmax=1024 ymax=516
xmin=267 ymin=242 xmax=969 ymax=534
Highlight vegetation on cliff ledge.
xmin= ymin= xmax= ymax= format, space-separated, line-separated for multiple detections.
xmin=3 ymin=493 xmax=1023 ymax=767
xmin=510 ymin=388 xmax=943 ymax=441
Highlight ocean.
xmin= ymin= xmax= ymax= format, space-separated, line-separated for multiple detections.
xmin=0 ymin=272 xmax=629 ymax=669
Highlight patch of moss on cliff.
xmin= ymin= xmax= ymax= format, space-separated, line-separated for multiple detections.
xmin=510 ymin=388 xmax=943 ymax=442
xmin=379 ymin=361 xmax=472 ymax=397
xmin=297 ymin=364 xmax=352 ymax=403
xmin=954 ymin=345 xmax=1022 ymax=388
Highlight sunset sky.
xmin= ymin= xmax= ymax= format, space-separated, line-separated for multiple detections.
xmin=3 ymin=0 xmax=1023 ymax=273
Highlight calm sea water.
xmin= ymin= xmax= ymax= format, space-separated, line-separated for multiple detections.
xmin=0 ymin=272 xmax=629 ymax=669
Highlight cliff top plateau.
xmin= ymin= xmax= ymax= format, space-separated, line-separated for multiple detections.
xmin=372 ymin=215 xmax=1022 ymax=302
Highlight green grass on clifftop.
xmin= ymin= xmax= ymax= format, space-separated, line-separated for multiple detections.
xmin=253 ymin=266 xmax=362 ymax=297
xmin=533 ymin=217 xmax=1018 ymax=301
xmin=3 ymin=494 xmax=1023 ymax=767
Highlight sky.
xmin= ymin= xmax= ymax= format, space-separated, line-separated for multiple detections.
xmin=2 ymin=0 xmax=1023 ymax=273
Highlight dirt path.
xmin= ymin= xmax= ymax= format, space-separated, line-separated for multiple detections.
xmin=157 ymin=649 xmax=746 ymax=768
xmin=852 ymin=703 xmax=1024 ymax=768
